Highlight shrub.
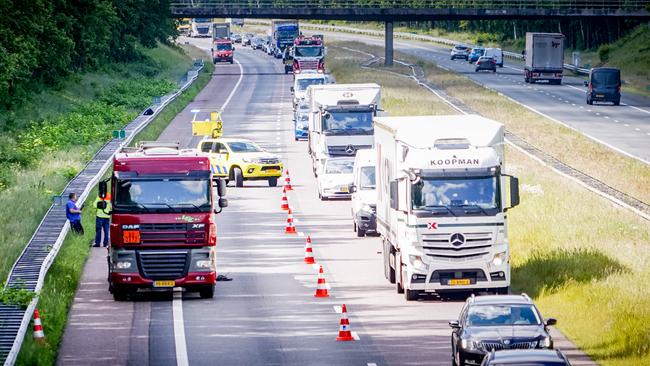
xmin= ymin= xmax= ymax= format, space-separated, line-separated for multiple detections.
xmin=598 ymin=44 xmax=611 ymax=63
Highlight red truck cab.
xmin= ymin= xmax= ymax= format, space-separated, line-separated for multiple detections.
xmin=212 ymin=40 xmax=234 ymax=64
xmin=292 ymin=36 xmax=325 ymax=74
xmin=107 ymin=142 xmax=227 ymax=300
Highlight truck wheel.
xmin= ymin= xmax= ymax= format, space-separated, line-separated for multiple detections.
xmin=587 ymin=97 xmax=593 ymax=105
xmin=233 ymin=167 xmax=244 ymax=187
xmin=383 ymin=241 xmax=396 ymax=284
xmin=111 ymin=285 xmax=128 ymax=301
xmin=356 ymin=225 xmax=366 ymax=237
xmin=199 ymin=285 xmax=215 ymax=299
xmin=405 ymin=289 xmax=419 ymax=301
xmin=213 ymin=59 xmax=217 ymax=64
xmin=230 ymin=59 xmax=234 ymax=64
xmin=268 ymin=177 xmax=278 ymax=187
xmin=396 ymin=260 xmax=404 ymax=294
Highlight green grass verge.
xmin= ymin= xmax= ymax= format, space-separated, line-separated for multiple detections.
xmin=328 ymin=43 xmax=650 ymax=366
xmin=13 ymin=45 xmax=213 ymax=366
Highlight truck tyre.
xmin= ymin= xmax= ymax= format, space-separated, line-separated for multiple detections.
xmin=233 ymin=167 xmax=244 ymax=187
xmin=199 ymin=285 xmax=215 ymax=299
xmin=268 ymin=177 xmax=278 ymax=187
xmin=614 ymin=99 xmax=620 ymax=106
xmin=111 ymin=285 xmax=129 ymax=301
xmin=356 ymin=224 xmax=366 ymax=237
xmin=396 ymin=259 xmax=405 ymax=294
xmin=405 ymin=289 xmax=419 ymax=301
xmin=383 ymin=241 xmax=396 ymax=284
xmin=213 ymin=59 xmax=217 ymax=65
xmin=587 ymin=96 xmax=593 ymax=105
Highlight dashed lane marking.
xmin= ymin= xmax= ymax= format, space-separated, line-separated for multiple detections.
xmin=172 ymin=288 xmax=189 ymax=366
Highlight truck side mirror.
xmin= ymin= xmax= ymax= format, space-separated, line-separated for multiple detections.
xmin=290 ymin=86 xmax=294 ymax=92
xmin=349 ymin=184 xmax=357 ymax=193
xmin=216 ymin=178 xmax=227 ymax=197
xmin=218 ymin=197 xmax=228 ymax=208
xmin=389 ymin=181 xmax=399 ymax=210
xmin=99 ymin=180 xmax=108 ymax=199
xmin=504 ymin=175 xmax=519 ymax=210
xmin=583 ymin=80 xmax=588 ymax=87
xmin=211 ymin=48 xmax=214 ymax=53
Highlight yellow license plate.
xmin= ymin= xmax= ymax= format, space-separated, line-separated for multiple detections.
xmin=449 ymin=279 xmax=471 ymax=286
xmin=153 ymin=280 xmax=175 ymax=288
xmin=341 ymin=186 xmax=349 ymax=193
xmin=266 ymin=169 xmax=279 ymax=174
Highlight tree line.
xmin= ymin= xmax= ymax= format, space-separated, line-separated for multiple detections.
xmin=0 ymin=0 xmax=177 ymax=110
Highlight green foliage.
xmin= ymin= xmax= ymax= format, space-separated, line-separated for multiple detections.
xmin=0 ymin=285 xmax=36 ymax=308
xmin=100 ymin=79 xmax=176 ymax=109
xmin=598 ymin=44 xmax=611 ymax=62
xmin=0 ymin=0 xmax=177 ymax=110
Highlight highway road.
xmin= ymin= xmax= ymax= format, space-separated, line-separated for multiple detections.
xmin=310 ymin=30 xmax=650 ymax=164
xmin=56 ymin=41 xmax=594 ymax=365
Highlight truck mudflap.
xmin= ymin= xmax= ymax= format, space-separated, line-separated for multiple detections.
xmin=111 ymin=271 xmax=217 ymax=288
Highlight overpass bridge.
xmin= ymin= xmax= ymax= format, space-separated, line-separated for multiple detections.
xmin=170 ymin=0 xmax=650 ymax=64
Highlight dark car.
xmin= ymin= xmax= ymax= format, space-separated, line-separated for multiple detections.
xmin=468 ymin=47 xmax=485 ymax=63
xmin=585 ymin=67 xmax=621 ymax=105
xmin=481 ymin=349 xmax=572 ymax=366
xmin=449 ymin=294 xmax=557 ymax=366
xmin=475 ymin=56 xmax=497 ymax=73
xmin=251 ymin=37 xmax=264 ymax=50
xmin=231 ymin=33 xmax=242 ymax=43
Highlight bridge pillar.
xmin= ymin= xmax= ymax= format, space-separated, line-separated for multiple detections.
xmin=385 ymin=21 xmax=394 ymax=67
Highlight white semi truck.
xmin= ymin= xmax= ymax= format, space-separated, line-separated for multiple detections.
xmin=191 ymin=18 xmax=212 ymax=38
xmin=375 ymin=115 xmax=520 ymax=301
xmin=307 ymin=83 xmax=381 ymax=176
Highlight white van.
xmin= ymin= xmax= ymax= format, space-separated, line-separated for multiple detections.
xmin=350 ymin=148 xmax=377 ymax=237
xmin=485 ymin=48 xmax=504 ymax=68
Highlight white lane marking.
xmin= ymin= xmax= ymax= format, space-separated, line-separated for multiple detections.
xmin=604 ymin=116 xmax=610 ymax=119
xmin=311 ymin=263 xmax=321 ymax=271
xmin=368 ymin=363 xmax=378 ymax=366
xmin=220 ymin=59 xmax=244 ymax=112
xmin=352 ymin=332 xmax=361 ymax=340
xmin=624 ymin=124 xmax=630 ymax=127
xmin=172 ymin=288 xmax=189 ymax=366
xmin=614 ymin=120 xmax=620 ymax=123
xmin=333 ymin=305 xmax=342 ymax=313
xmin=298 ymin=231 xmax=305 ymax=237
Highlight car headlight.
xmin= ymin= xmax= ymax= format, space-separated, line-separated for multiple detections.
xmin=492 ymin=251 xmax=507 ymax=266
xmin=461 ymin=338 xmax=476 ymax=350
xmin=539 ymin=336 xmax=552 ymax=348
xmin=242 ymin=157 xmax=263 ymax=164
xmin=116 ymin=261 xmax=132 ymax=269
xmin=196 ymin=260 xmax=214 ymax=269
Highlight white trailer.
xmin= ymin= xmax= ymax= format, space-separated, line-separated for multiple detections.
xmin=306 ymin=83 xmax=381 ymax=176
xmin=524 ymin=32 xmax=565 ymax=84
xmin=375 ymin=115 xmax=520 ymax=301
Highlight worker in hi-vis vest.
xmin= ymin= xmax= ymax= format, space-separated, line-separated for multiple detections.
xmin=93 ymin=192 xmax=112 ymax=247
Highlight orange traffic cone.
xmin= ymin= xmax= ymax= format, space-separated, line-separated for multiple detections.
xmin=280 ymin=187 xmax=289 ymax=210
xmin=33 ymin=309 xmax=45 ymax=343
xmin=284 ymin=208 xmax=297 ymax=234
xmin=314 ymin=265 xmax=329 ymax=297
xmin=284 ymin=169 xmax=293 ymax=191
xmin=336 ymin=304 xmax=355 ymax=341
xmin=304 ymin=235 xmax=315 ymax=264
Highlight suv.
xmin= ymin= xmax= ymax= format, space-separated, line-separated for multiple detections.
xmin=451 ymin=45 xmax=470 ymax=60
xmin=585 ymin=67 xmax=621 ymax=105
xmin=468 ymin=47 xmax=486 ymax=63
xmin=449 ymin=294 xmax=557 ymax=366
xmin=481 ymin=349 xmax=571 ymax=366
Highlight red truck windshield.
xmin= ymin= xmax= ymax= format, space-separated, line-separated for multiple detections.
xmin=114 ymin=177 xmax=211 ymax=213
xmin=295 ymin=46 xmax=323 ymax=57
xmin=216 ymin=43 xmax=232 ymax=51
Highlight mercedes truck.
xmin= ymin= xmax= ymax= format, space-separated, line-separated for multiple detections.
xmin=106 ymin=142 xmax=228 ymax=301
xmin=375 ymin=115 xmax=520 ymax=301
xmin=306 ymin=83 xmax=381 ymax=176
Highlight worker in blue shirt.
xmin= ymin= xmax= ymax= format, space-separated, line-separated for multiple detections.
xmin=66 ymin=192 xmax=84 ymax=235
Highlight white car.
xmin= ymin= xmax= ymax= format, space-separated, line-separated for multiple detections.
xmin=350 ymin=149 xmax=376 ymax=237
xmin=317 ymin=157 xmax=355 ymax=200
xmin=292 ymin=72 xmax=326 ymax=108
xmin=450 ymin=44 xmax=470 ymax=60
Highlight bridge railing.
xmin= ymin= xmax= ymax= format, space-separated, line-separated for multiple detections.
xmin=171 ymin=0 xmax=650 ymax=10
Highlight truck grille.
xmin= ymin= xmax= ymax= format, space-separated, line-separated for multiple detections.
xmin=421 ymin=231 xmax=493 ymax=261
xmin=138 ymin=250 xmax=189 ymax=280
xmin=298 ymin=60 xmax=319 ymax=70
xmin=327 ymin=145 xmax=372 ymax=156
xmin=477 ymin=340 xmax=538 ymax=352
xmin=139 ymin=223 xmax=205 ymax=245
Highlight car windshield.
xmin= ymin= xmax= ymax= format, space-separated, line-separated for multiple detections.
xmin=295 ymin=46 xmax=323 ymax=57
xmin=592 ymin=71 xmax=620 ymax=87
xmin=359 ymin=166 xmax=376 ymax=190
xmin=278 ymin=29 xmax=298 ymax=40
xmin=115 ymin=178 xmax=211 ymax=212
xmin=411 ymin=176 xmax=498 ymax=210
xmin=472 ymin=48 xmax=485 ymax=55
xmin=467 ymin=305 xmax=541 ymax=326
xmin=455 ymin=46 xmax=467 ymax=50
xmin=325 ymin=159 xmax=354 ymax=174
xmin=227 ymin=141 xmax=262 ymax=152
xmin=297 ymin=78 xmax=324 ymax=91
xmin=216 ymin=43 xmax=231 ymax=51
xmin=322 ymin=111 xmax=373 ymax=135
xmin=194 ymin=18 xmax=211 ymax=23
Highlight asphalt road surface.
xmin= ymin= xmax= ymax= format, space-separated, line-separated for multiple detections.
xmin=312 ymin=30 xmax=650 ymax=164
xmin=57 ymin=41 xmax=595 ymax=365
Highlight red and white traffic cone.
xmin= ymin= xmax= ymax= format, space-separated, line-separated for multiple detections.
xmin=284 ymin=208 xmax=297 ymax=234
xmin=283 ymin=169 xmax=293 ymax=191
xmin=33 ymin=309 xmax=45 ymax=343
xmin=314 ymin=265 xmax=329 ymax=297
xmin=280 ymin=187 xmax=289 ymax=211
xmin=336 ymin=304 xmax=355 ymax=341
xmin=304 ymin=235 xmax=315 ymax=264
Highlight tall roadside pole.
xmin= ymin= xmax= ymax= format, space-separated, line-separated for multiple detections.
xmin=385 ymin=21 xmax=394 ymax=66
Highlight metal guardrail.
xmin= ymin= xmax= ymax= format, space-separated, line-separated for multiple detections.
xmin=0 ymin=60 xmax=205 ymax=366
xmin=171 ymin=0 xmax=650 ymax=9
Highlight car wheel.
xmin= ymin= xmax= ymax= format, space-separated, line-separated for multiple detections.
xmin=268 ymin=177 xmax=278 ymax=187
xmin=199 ymin=285 xmax=215 ymax=299
xmin=614 ymin=99 xmax=620 ymax=106
xmin=454 ymin=350 xmax=467 ymax=366
xmin=233 ymin=167 xmax=244 ymax=187
xmin=405 ymin=289 xmax=419 ymax=301
xmin=356 ymin=224 xmax=366 ymax=237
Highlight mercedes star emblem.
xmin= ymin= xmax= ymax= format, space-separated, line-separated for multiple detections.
xmin=449 ymin=233 xmax=465 ymax=246
xmin=344 ymin=145 xmax=356 ymax=155
xmin=503 ymin=339 xmax=511 ymax=345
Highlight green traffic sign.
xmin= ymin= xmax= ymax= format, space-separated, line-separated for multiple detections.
xmin=112 ymin=130 xmax=126 ymax=139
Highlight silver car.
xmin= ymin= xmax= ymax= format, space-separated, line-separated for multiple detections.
xmin=450 ymin=44 xmax=470 ymax=60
